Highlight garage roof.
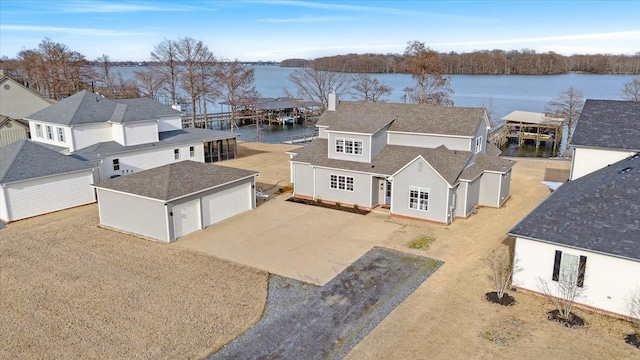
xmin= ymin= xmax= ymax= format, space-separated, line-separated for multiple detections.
xmin=93 ymin=161 xmax=258 ymax=202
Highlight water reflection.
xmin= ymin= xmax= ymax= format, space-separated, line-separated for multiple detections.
xmin=500 ymin=140 xmax=559 ymax=158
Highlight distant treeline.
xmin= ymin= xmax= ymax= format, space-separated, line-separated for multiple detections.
xmin=281 ymin=50 xmax=640 ymax=75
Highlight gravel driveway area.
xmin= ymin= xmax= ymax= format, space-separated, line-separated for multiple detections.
xmin=209 ymin=247 xmax=442 ymax=359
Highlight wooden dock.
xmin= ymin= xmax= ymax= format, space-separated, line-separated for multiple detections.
xmin=494 ymin=111 xmax=564 ymax=153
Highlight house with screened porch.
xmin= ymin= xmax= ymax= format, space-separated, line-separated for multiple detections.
xmin=288 ymin=92 xmax=515 ymax=224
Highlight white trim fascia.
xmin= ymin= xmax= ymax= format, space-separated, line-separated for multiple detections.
xmin=325 ymin=130 xmax=375 ymax=136
xmin=571 ymin=144 xmax=640 ymax=152
xmin=387 ymin=130 xmax=473 ymax=139
xmin=82 ymin=139 xmax=212 ymax=157
xmin=510 ymin=235 xmax=640 ymax=263
xmin=2 ymin=167 xmax=96 ymax=186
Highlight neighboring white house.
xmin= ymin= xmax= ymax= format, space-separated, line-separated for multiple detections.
xmin=288 ymin=93 xmax=515 ymax=224
xmin=93 ymin=161 xmax=258 ymax=242
xmin=0 ymin=139 xmax=96 ymax=222
xmin=509 ymin=152 xmax=640 ymax=319
xmin=24 ymin=90 xmax=239 ymax=181
xmin=0 ymin=74 xmax=53 ymax=147
xmin=570 ymin=99 xmax=640 ymax=180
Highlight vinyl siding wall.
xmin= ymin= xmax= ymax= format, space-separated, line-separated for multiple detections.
xmin=158 ymin=116 xmax=182 ymax=132
xmin=1 ymin=170 xmax=95 ymax=222
xmin=314 ymin=168 xmax=372 ymax=208
xmin=96 ymin=188 xmax=169 ymax=242
xmin=72 ymin=123 xmax=113 ymax=151
xmin=513 ymin=237 xmax=640 ymax=319
xmin=29 ymin=122 xmax=72 ymax=150
xmin=98 ymin=142 xmax=204 ymax=180
xmin=387 ymin=132 xmax=472 ymax=152
xmin=0 ymin=122 xmax=28 ymax=147
xmin=370 ymin=124 xmax=391 ymax=159
xmin=326 ymin=132 xmax=372 ymax=163
xmin=0 ymin=79 xmax=51 ymax=119
xmin=570 ymin=147 xmax=636 ymax=180
xmin=292 ymin=163 xmax=314 ymax=198
xmin=122 ymin=121 xmax=159 ymax=146
xmin=499 ymin=170 xmax=512 ymax=206
xmin=479 ymin=172 xmax=501 ymax=207
xmin=391 ymin=158 xmax=450 ymax=223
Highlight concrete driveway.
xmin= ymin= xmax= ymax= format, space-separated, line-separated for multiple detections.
xmin=173 ymin=195 xmax=401 ymax=285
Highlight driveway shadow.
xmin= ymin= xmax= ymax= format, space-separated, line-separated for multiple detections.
xmin=208 ymin=247 xmax=443 ymax=359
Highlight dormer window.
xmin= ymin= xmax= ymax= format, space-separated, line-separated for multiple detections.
xmin=475 ymin=136 xmax=482 ymax=154
xmin=336 ymin=138 xmax=363 ymax=155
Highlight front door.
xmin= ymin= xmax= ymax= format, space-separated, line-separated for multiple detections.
xmin=385 ymin=180 xmax=392 ymax=205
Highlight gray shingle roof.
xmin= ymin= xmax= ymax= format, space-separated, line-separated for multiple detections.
xmin=317 ymin=102 xmax=486 ymax=137
xmin=93 ymin=161 xmax=257 ymax=201
xmin=571 ymin=99 xmax=640 ymax=150
xmin=509 ymin=152 xmax=640 ymax=261
xmin=73 ymin=128 xmax=237 ymax=160
xmin=25 ymin=90 xmax=180 ymax=125
xmin=459 ymin=154 xmax=515 ymax=181
xmin=290 ymin=139 xmax=473 ymax=185
xmin=0 ymin=140 xmax=94 ymax=184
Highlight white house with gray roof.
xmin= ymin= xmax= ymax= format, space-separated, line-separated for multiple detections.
xmin=0 ymin=139 xmax=96 ymax=222
xmin=509 ymin=152 xmax=640 ymax=319
xmin=24 ymin=90 xmax=239 ymax=181
xmin=570 ymin=99 xmax=640 ymax=180
xmin=289 ymin=95 xmax=515 ymax=224
xmin=93 ymin=161 xmax=258 ymax=242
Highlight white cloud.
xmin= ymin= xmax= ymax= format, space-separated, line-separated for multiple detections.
xmin=0 ymin=24 xmax=150 ymax=37
xmin=56 ymin=0 xmax=216 ymax=13
xmin=259 ymin=15 xmax=358 ymax=23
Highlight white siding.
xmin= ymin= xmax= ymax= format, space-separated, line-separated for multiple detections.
xmin=391 ymin=158 xmax=450 ymax=223
xmin=326 ymin=132 xmax=372 ymax=163
xmin=314 ymin=168 xmax=372 ymax=208
xmin=570 ymin=147 xmax=636 ymax=180
xmin=479 ymin=172 xmax=501 ymax=207
xmin=158 ymin=116 xmax=182 ymax=132
xmin=513 ymin=238 xmax=640 ymax=319
xmin=2 ymin=170 xmax=95 ymax=222
xmin=317 ymin=126 xmax=329 ymax=139
xmin=203 ymin=181 xmax=252 ymax=227
xmin=0 ymin=78 xmax=51 ymax=119
xmin=111 ymin=123 xmax=125 ymax=145
xmin=387 ymin=132 xmax=472 ymax=152
xmin=371 ymin=124 xmax=390 ymax=159
xmin=96 ymin=189 xmax=169 ymax=242
xmin=123 ymin=121 xmax=159 ymax=146
xmin=292 ymin=163 xmax=314 ymax=197
xmin=29 ymin=122 xmax=72 ymax=150
xmin=173 ymin=199 xmax=201 ymax=239
xmin=98 ymin=143 xmax=204 ymax=180
xmin=72 ymin=123 xmax=113 ymax=151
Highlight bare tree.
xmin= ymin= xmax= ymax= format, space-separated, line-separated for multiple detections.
xmin=134 ymin=66 xmax=164 ymax=100
xmin=620 ymin=78 xmax=640 ymax=101
xmin=216 ymin=60 xmax=258 ymax=132
xmin=175 ymin=37 xmax=216 ymax=128
xmin=95 ymin=54 xmax=114 ymax=94
xmin=151 ymin=38 xmax=181 ymax=105
xmin=351 ymin=74 xmax=392 ymax=102
xmin=537 ymin=261 xmax=586 ymax=321
xmin=546 ymin=86 xmax=584 ymax=157
xmin=403 ymin=40 xmax=454 ymax=106
xmin=486 ymin=247 xmax=521 ymax=300
xmin=628 ymin=288 xmax=640 ymax=334
xmin=482 ymin=97 xmax=497 ymax=127
xmin=287 ymin=67 xmax=351 ymax=112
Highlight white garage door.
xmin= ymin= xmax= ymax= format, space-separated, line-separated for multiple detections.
xmin=173 ymin=199 xmax=200 ymax=238
xmin=203 ymin=181 xmax=251 ymax=227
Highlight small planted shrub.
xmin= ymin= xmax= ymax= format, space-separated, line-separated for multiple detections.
xmin=485 ymin=246 xmax=520 ymax=306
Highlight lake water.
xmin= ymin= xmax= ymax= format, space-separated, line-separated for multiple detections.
xmin=112 ymin=66 xmax=636 ymax=155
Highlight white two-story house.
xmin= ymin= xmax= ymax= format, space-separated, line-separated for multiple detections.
xmin=25 ymin=90 xmax=239 ymax=181
xmin=288 ymin=93 xmax=515 ymax=224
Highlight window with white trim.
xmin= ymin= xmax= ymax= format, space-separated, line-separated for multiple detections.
xmin=174 ymin=148 xmax=180 ymax=160
xmin=330 ymin=174 xmax=354 ymax=191
xmin=57 ymin=127 xmax=65 ymax=142
xmin=335 ymin=138 xmax=363 ymax=155
xmin=409 ymin=186 xmax=429 ymax=211
xmin=35 ymin=124 xmax=43 ymax=138
xmin=552 ymin=250 xmax=587 ymax=287
xmin=46 ymin=125 xmax=53 ymax=140
xmin=113 ymin=159 xmax=120 ymax=171
xmin=189 ymin=146 xmax=195 ymax=157
xmin=475 ymin=136 xmax=483 ymax=153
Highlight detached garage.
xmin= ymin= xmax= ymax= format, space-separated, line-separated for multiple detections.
xmin=1 ymin=140 xmax=96 ymax=222
xmin=93 ymin=160 xmax=258 ymax=242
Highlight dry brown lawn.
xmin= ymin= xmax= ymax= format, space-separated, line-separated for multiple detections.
xmin=0 ymin=204 xmax=268 ymax=359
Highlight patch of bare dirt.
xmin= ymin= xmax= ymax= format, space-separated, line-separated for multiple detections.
xmin=0 ymin=204 xmax=268 ymax=359
xmin=486 ymin=291 xmax=517 ymax=306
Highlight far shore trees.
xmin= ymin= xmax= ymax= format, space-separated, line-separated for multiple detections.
xmin=403 ymin=41 xmax=454 ymax=106
xmin=287 ymin=67 xmax=351 ymax=112
xmin=546 ymin=86 xmax=584 ymax=157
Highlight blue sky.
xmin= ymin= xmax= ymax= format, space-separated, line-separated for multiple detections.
xmin=1 ymin=0 xmax=639 ymax=62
